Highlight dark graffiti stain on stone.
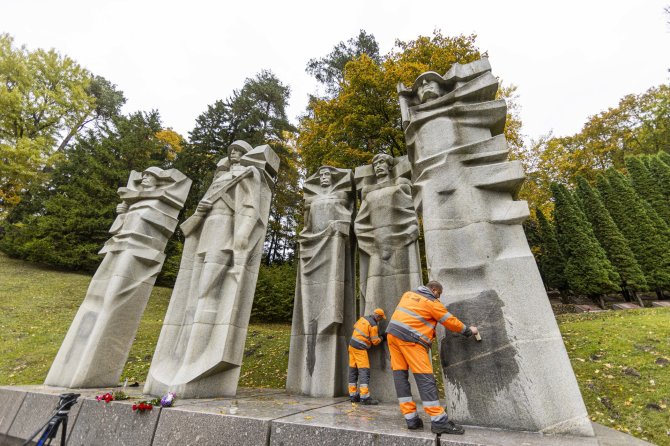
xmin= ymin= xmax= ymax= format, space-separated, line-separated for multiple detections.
xmin=440 ymin=289 xmax=519 ymax=421
xmin=306 ymin=320 xmax=317 ymax=376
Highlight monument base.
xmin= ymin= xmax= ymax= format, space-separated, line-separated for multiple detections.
xmin=0 ymin=385 xmax=651 ymax=446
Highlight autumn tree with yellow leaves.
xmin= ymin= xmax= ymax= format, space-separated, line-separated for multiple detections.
xmin=298 ymin=30 xmax=524 ymax=175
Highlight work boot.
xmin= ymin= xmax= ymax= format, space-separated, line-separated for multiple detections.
xmin=360 ymin=397 xmax=379 ymax=405
xmin=406 ymin=415 xmax=424 ymax=430
xmin=431 ymin=418 xmax=464 ymax=435
xmin=349 ymin=394 xmax=360 ymax=403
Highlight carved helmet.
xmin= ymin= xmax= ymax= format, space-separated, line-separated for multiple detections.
xmin=227 ymin=140 xmax=253 ymax=157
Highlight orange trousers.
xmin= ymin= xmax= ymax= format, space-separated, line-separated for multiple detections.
xmin=387 ymin=333 xmax=447 ymax=421
xmin=348 ymin=346 xmax=370 ymax=397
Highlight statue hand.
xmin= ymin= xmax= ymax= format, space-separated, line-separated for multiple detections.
xmin=196 ymin=199 xmax=213 ymax=214
xmin=116 ymin=202 xmax=128 ymax=214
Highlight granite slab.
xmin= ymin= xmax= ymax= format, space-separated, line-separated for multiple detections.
xmin=612 ymin=303 xmax=641 ymax=310
xmin=0 ymin=388 xmax=26 ymax=435
xmin=0 ymin=386 xmax=654 ymax=446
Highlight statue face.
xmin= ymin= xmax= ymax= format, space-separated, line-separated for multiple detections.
xmin=418 ymin=79 xmax=442 ymax=103
xmin=229 ymin=147 xmax=244 ymax=163
xmin=373 ymin=158 xmax=390 ymax=179
xmin=319 ymin=169 xmax=332 ymax=188
xmin=140 ymin=173 xmax=158 ymax=188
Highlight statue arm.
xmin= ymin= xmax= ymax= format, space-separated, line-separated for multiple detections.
xmin=233 ymin=167 xmax=264 ymax=252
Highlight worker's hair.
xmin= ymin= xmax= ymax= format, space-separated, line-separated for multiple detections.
xmin=426 ymin=280 xmax=443 ymax=291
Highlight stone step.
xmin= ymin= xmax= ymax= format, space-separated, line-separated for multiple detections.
xmin=0 ymin=386 xmax=651 ymax=446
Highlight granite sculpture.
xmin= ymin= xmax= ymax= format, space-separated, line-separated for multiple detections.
xmin=286 ymin=166 xmax=356 ymax=397
xmin=397 ymin=59 xmax=594 ymax=435
xmin=353 ymin=154 xmax=422 ymax=402
xmin=144 ymin=141 xmax=279 ymax=398
xmin=45 ymin=167 xmax=191 ymax=388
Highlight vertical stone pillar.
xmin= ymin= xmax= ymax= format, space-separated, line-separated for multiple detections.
xmin=144 ymin=142 xmax=279 ymax=398
xmin=353 ymin=155 xmax=422 ymax=402
xmin=397 ymin=59 xmax=593 ymax=435
xmin=286 ymin=167 xmax=356 ymax=397
xmin=45 ymin=168 xmax=191 ymax=388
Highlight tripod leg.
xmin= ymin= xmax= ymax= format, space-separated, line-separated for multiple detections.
xmin=60 ymin=419 xmax=67 ymax=446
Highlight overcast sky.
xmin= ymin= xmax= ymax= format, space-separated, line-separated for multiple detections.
xmin=2 ymin=0 xmax=669 ymax=143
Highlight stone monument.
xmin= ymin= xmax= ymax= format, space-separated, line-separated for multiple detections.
xmin=45 ymin=167 xmax=191 ymax=388
xmin=144 ymin=141 xmax=279 ymax=398
xmin=397 ymin=59 xmax=594 ymax=435
xmin=353 ymin=154 xmax=422 ymax=402
xmin=286 ymin=166 xmax=356 ymax=397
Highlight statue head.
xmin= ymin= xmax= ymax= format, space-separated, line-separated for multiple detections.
xmin=139 ymin=166 xmax=163 ymax=190
xmin=319 ymin=167 xmax=332 ymax=188
xmin=227 ymin=140 xmax=253 ymax=164
xmin=413 ymin=72 xmax=444 ymax=104
xmin=372 ymin=154 xmax=394 ymax=180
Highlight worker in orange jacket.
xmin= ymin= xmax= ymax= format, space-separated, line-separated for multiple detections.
xmin=348 ymin=308 xmax=386 ymax=404
xmin=387 ymin=281 xmax=479 ymax=435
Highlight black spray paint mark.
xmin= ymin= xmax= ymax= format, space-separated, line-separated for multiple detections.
xmin=306 ymin=319 xmax=317 ymax=376
xmin=440 ymin=289 xmax=519 ymax=421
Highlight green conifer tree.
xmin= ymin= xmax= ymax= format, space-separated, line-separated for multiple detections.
xmin=550 ymin=183 xmax=619 ymax=307
xmin=575 ymin=177 xmax=647 ymax=306
xmin=658 ymin=150 xmax=670 ymax=166
xmin=646 ymin=154 xmax=670 ymax=207
xmin=597 ymin=170 xmax=670 ymax=298
xmin=535 ymin=208 xmax=570 ymax=301
xmin=0 ymin=112 xmax=168 ymax=270
xmin=625 ymin=156 xmax=670 ymax=225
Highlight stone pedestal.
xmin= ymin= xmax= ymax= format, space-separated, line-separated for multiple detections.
xmin=397 ymin=59 xmax=593 ymax=435
xmin=0 ymin=386 xmax=652 ymax=446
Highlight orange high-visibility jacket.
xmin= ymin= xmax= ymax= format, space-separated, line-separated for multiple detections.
xmin=387 ymin=289 xmax=468 ymax=349
xmin=349 ymin=316 xmax=382 ymax=350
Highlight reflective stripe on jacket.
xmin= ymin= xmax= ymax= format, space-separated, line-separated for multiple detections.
xmin=387 ymin=290 xmax=466 ymax=349
xmin=349 ymin=316 xmax=381 ymax=350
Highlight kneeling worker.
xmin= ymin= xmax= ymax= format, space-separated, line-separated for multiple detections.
xmin=387 ymin=281 xmax=479 ymax=435
xmin=348 ymin=308 xmax=386 ymax=404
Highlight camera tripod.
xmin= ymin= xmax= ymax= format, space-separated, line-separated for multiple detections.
xmin=23 ymin=393 xmax=80 ymax=446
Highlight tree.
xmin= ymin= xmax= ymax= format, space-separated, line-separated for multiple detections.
xmin=0 ymin=111 xmax=170 ymax=270
xmin=0 ymin=34 xmax=125 ymax=217
xmin=522 ymin=85 xmax=670 ymax=213
xmin=575 ymin=176 xmax=647 ymax=305
xmin=250 ymin=262 xmax=297 ymax=322
xmin=551 ymin=183 xmax=619 ymax=307
xmin=176 ymin=70 xmax=300 ymax=263
xmin=646 ymin=153 xmax=670 ymax=202
xmin=625 ymin=155 xmax=670 ymax=225
xmin=299 ymin=30 xmax=516 ymax=175
xmin=306 ymin=29 xmax=381 ymax=96
xmin=597 ymin=170 xmax=670 ymax=298
xmin=658 ymin=150 xmax=670 ymax=166
xmin=535 ymin=208 xmax=569 ymax=300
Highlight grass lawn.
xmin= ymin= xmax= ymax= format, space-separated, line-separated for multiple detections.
xmin=558 ymin=310 xmax=670 ymax=445
xmin=1 ymin=252 xmax=668 ymax=444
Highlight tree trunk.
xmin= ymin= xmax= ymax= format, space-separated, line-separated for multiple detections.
xmin=589 ymin=294 xmax=606 ymax=310
xmin=630 ymin=290 xmax=644 ymax=308
xmin=559 ymin=289 xmax=572 ymax=304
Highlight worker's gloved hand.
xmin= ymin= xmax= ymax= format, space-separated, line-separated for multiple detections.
xmin=462 ymin=326 xmax=478 ymax=337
